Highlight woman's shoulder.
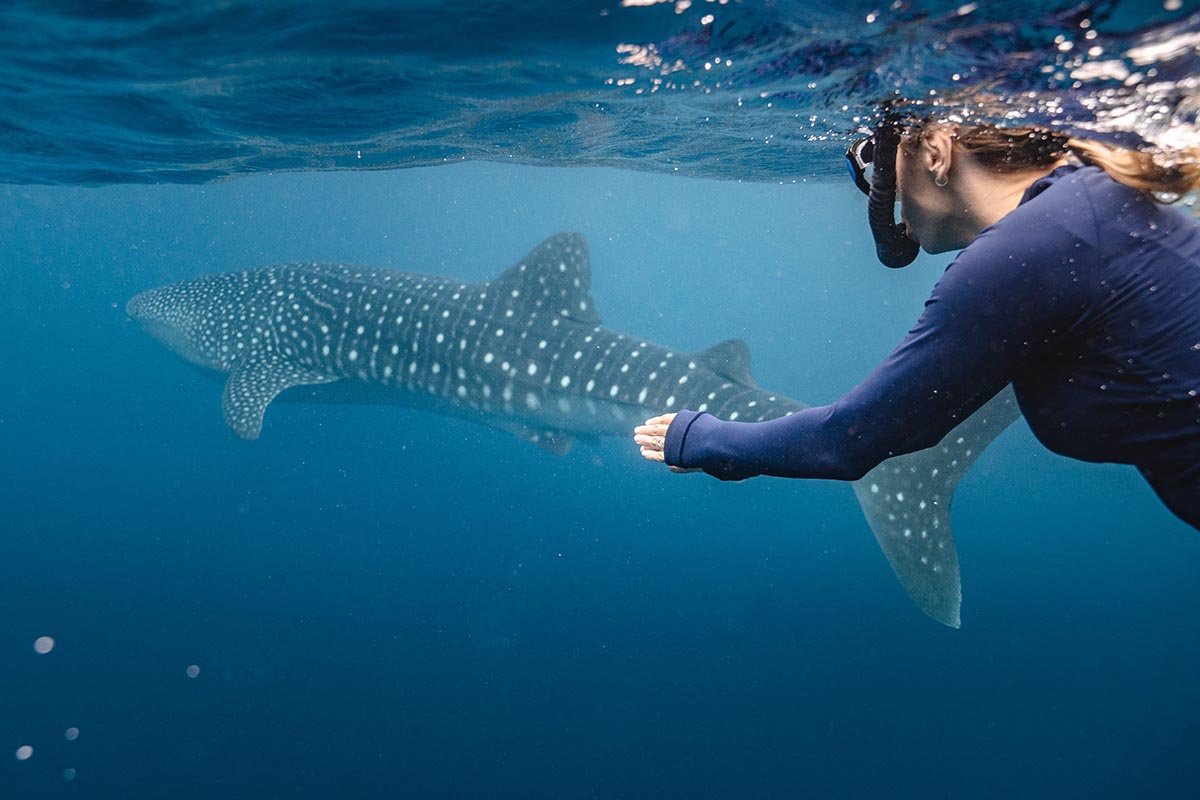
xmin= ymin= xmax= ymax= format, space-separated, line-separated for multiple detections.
xmin=979 ymin=165 xmax=1113 ymax=255
xmin=1027 ymin=163 xmax=1197 ymax=255
xmin=935 ymin=168 xmax=1107 ymax=296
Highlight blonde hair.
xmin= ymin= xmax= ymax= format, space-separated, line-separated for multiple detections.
xmin=902 ymin=122 xmax=1200 ymax=203
xmin=1065 ymin=137 xmax=1200 ymax=200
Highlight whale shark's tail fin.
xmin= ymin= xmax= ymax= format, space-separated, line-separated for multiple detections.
xmin=851 ymin=387 xmax=1021 ymax=628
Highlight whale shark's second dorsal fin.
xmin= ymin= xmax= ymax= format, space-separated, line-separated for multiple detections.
xmin=488 ymin=232 xmax=602 ymax=325
xmin=851 ymin=386 xmax=1022 ymax=628
xmin=694 ymin=339 xmax=759 ymax=389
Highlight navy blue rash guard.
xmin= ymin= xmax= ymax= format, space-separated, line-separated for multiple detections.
xmin=664 ymin=166 xmax=1200 ymax=529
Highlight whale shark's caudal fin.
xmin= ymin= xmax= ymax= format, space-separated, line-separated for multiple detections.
xmin=851 ymin=387 xmax=1021 ymax=628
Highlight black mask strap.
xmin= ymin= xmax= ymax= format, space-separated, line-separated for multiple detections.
xmin=868 ymin=119 xmax=920 ymax=269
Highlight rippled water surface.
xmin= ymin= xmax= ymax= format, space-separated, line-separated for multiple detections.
xmin=1 ymin=0 xmax=1197 ymax=183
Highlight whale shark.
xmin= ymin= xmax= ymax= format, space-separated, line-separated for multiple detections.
xmin=128 ymin=232 xmax=1019 ymax=627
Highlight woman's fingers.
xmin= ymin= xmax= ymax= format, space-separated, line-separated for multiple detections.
xmin=634 ymin=414 xmax=675 ymax=439
xmin=635 ymin=412 xmax=677 ymax=465
xmin=633 ymin=432 xmax=665 ymax=448
xmin=639 ymin=446 xmax=665 ymax=462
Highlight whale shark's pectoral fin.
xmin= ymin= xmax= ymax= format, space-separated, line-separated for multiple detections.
xmin=221 ymin=350 xmax=340 ymax=440
xmin=852 ymin=387 xmax=1021 ymax=628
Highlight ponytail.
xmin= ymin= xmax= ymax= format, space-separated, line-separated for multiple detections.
xmin=1065 ymin=138 xmax=1200 ymax=202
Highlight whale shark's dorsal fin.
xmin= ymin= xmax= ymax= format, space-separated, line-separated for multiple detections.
xmin=488 ymin=232 xmax=602 ymax=325
xmin=222 ymin=348 xmax=339 ymax=440
xmin=851 ymin=386 xmax=1021 ymax=627
xmin=694 ymin=339 xmax=759 ymax=389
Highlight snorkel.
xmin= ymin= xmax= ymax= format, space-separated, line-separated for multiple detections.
xmin=866 ymin=117 xmax=920 ymax=268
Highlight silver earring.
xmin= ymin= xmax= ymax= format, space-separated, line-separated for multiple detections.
xmin=934 ymin=174 xmax=948 ymax=187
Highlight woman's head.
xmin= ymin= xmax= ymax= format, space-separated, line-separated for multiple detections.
xmin=891 ymin=120 xmax=1199 ymax=253
xmin=899 ymin=124 xmax=1073 ymax=173
xmin=891 ymin=123 xmax=1063 ymax=253
xmin=899 ymin=119 xmax=1200 ymax=198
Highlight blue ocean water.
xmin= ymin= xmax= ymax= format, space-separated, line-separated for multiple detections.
xmin=2 ymin=2 xmax=1200 ymax=799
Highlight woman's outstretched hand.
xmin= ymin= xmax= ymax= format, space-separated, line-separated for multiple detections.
xmin=634 ymin=413 xmax=697 ymax=473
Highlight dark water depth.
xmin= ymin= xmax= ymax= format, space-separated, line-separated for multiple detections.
xmin=2 ymin=163 xmax=1198 ymax=798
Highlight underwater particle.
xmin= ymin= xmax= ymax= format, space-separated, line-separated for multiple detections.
xmin=63 ymin=768 xmax=77 ymax=782
xmin=186 ymin=664 xmax=200 ymax=678
xmin=64 ymin=727 xmax=79 ymax=741
xmin=15 ymin=745 xmax=33 ymax=761
xmin=33 ymin=636 xmax=55 ymax=654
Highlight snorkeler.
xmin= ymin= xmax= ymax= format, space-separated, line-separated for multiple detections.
xmin=634 ymin=111 xmax=1200 ymax=529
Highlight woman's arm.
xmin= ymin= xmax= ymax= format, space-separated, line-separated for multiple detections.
xmin=643 ymin=220 xmax=1091 ymax=481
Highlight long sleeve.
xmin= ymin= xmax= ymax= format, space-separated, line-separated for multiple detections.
xmin=664 ymin=184 xmax=1097 ymax=481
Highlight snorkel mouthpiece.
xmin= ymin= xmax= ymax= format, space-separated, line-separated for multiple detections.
xmin=867 ymin=120 xmax=920 ymax=268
